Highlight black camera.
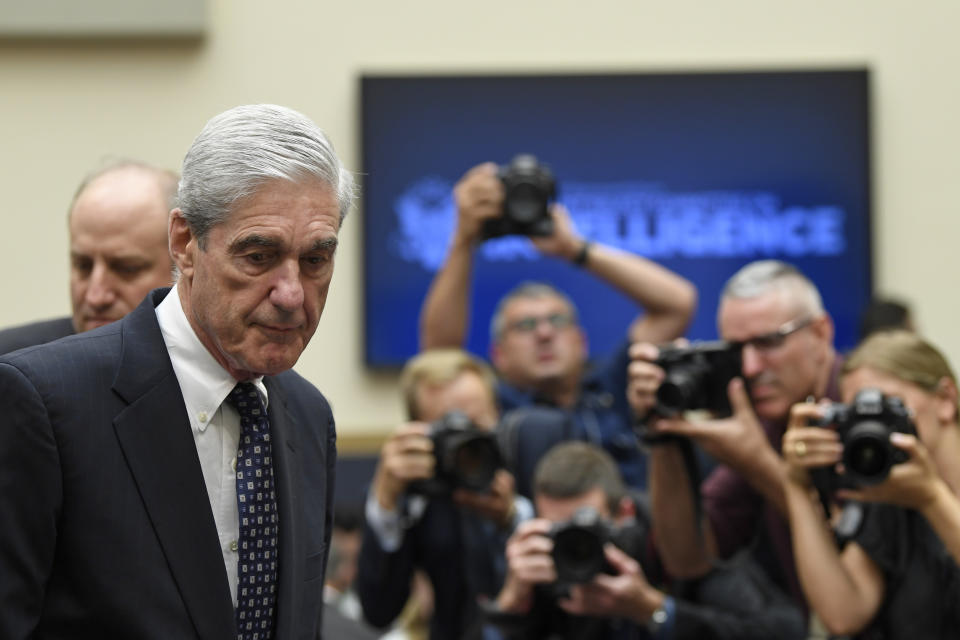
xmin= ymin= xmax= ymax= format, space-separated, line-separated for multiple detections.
xmin=481 ymin=154 xmax=556 ymax=239
xmin=408 ymin=411 xmax=504 ymax=496
xmin=549 ymin=506 xmax=645 ymax=585
xmin=654 ymin=341 xmax=743 ymax=417
xmin=815 ymin=388 xmax=916 ymax=487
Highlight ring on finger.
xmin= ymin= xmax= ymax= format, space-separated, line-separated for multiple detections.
xmin=794 ymin=441 xmax=807 ymax=458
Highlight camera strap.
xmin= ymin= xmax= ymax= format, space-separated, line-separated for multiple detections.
xmin=633 ymin=415 xmax=710 ymax=555
xmin=675 ymin=435 xmax=710 ymax=555
xmin=832 ymin=501 xmax=865 ymax=548
xmin=808 ymin=468 xmax=865 ymax=548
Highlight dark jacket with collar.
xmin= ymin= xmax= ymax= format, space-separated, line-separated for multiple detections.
xmin=0 ymin=316 xmax=74 ymax=355
xmin=0 ymin=288 xmax=336 ymax=639
xmin=356 ymin=493 xmax=509 ymax=640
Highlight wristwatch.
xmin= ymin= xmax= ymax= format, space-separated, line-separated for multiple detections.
xmin=647 ymin=597 xmax=674 ymax=637
xmin=648 ymin=605 xmax=668 ymax=630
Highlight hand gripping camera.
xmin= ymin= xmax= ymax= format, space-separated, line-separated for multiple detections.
xmin=480 ymin=154 xmax=556 ymax=239
xmin=548 ymin=506 xmax=646 ymax=585
xmin=815 ymin=388 xmax=916 ymax=487
xmin=654 ymin=341 xmax=743 ymax=417
xmin=408 ymin=411 xmax=504 ymax=496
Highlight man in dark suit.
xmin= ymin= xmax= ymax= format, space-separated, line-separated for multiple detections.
xmin=0 ymin=160 xmax=176 ymax=354
xmin=357 ymin=349 xmax=533 ymax=639
xmin=0 ymin=104 xmax=356 ymax=639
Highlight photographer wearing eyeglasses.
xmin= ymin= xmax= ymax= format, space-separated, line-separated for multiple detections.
xmin=420 ymin=162 xmax=697 ymax=491
xmin=627 ymin=260 xmax=841 ymax=615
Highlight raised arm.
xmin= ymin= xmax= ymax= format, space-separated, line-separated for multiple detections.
xmin=915 ymin=479 xmax=960 ymax=567
xmin=532 ymin=206 xmax=697 ymax=344
xmin=356 ymin=422 xmax=435 ymax=628
xmin=419 ymin=163 xmax=503 ymax=350
xmin=781 ymin=404 xmax=885 ymax=636
xmin=630 ymin=347 xmax=784 ymax=576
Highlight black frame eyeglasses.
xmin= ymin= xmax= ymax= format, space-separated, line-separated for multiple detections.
xmin=730 ymin=316 xmax=816 ymax=353
xmin=505 ymin=312 xmax=576 ymax=334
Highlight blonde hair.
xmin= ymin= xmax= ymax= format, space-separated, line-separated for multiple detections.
xmin=844 ymin=330 xmax=957 ymax=396
xmin=400 ymin=349 xmax=498 ymax=421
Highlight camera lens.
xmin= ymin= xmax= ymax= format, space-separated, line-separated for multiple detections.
xmin=656 ymin=378 xmax=693 ymax=415
xmin=656 ymin=366 xmax=707 ymax=415
xmin=451 ymin=436 xmax=500 ymax=491
xmin=505 ymin=183 xmax=545 ymax=223
xmin=552 ymin=527 xmax=606 ymax=584
xmin=843 ymin=420 xmax=894 ymax=483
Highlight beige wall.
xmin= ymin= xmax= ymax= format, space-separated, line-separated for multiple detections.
xmin=1 ymin=0 xmax=957 ymax=441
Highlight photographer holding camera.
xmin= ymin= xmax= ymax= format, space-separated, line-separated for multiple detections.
xmin=420 ymin=160 xmax=697 ymax=489
xmin=628 ymin=260 xmax=842 ymax=610
xmin=486 ymin=441 xmax=804 ymax=639
xmin=356 ymin=349 xmax=533 ymax=639
xmin=782 ymin=330 xmax=960 ymax=638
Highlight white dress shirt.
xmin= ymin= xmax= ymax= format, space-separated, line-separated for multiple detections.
xmin=156 ymin=284 xmax=269 ymax=606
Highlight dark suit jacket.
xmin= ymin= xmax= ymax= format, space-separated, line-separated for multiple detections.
xmin=489 ymin=552 xmax=806 ymax=640
xmin=0 ymin=316 xmax=74 ymax=354
xmin=0 ymin=289 xmax=336 ymax=640
xmin=356 ymin=495 xmax=507 ymax=639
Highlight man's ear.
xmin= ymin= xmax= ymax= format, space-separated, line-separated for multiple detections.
xmin=490 ymin=341 xmax=504 ymax=372
xmin=576 ymin=326 xmax=589 ymax=360
xmin=812 ymin=313 xmax=835 ymax=346
xmin=615 ymin=495 xmax=635 ymax=523
xmin=168 ymin=209 xmax=197 ymax=278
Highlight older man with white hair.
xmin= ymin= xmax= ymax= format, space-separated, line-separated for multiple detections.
xmin=0 ymin=104 xmax=355 ymax=640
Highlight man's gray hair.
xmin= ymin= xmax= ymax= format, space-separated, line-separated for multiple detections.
xmin=721 ymin=260 xmax=824 ymax=317
xmin=178 ymin=104 xmax=356 ymax=246
xmin=490 ymin=281 xmax=579 ymax=343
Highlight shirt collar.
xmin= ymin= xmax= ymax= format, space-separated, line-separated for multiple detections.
xmin=156 ymin=283 xmax=268 ymax=427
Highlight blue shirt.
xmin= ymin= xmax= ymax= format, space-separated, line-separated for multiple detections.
xmin=497 ymin=341 xmax=647 ymax=489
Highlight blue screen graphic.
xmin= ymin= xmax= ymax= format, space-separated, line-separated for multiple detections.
xmin=362 ymin=71 xmax=871 ymax=368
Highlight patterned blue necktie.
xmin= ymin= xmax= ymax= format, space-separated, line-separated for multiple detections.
xmin=228 ymin=382 xmax=279 ymax=640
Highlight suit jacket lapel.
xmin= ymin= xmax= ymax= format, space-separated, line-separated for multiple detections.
xmin=265 ymin=377 xmax=303 ymax=639
xmin=111 ymin=290 xmax=235 ymax=640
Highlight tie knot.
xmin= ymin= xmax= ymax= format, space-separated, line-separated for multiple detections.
xmin=228 ymin=382 xmax=266 ymax=421
xmin=227 ymin=382 xmax=270 ymax=439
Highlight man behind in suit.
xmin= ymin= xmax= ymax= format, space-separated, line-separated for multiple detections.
xmin=0 ymin=104 xmax=356 ymax=639
xmin=0 ymin=160 xmax=176 ymax=353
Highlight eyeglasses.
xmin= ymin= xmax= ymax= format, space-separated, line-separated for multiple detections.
xmin=505 ymin=312 xmax=576 ymax=334
xmin=730 ymin=316 xmax=815 ymax=353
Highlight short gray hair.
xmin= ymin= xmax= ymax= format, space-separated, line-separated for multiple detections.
xmin=721 ymin=260 xmax=824 ymax=318
xmin=178 ymin=104 xmax=356 ymax=246
xmin=490 ymin=281 xmax=579 ymax=343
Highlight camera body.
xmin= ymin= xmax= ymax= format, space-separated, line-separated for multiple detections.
xmin=548 ymin=506 xmax=645 ymax=585
xmin=408 ymin=411 xmax=504 ymax=496
xmin=481 ymin=154 xmax=556 ymax=239
xmin=654 ymin=341 xmax=742 ymax=417
xmin=815 ymin=388 xmax=916 ymax=487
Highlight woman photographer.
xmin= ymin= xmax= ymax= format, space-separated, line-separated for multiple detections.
xmin=782 ymin=330 xmax=960 ymax=638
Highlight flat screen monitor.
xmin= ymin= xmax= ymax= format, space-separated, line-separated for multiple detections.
xmin=361 ymin=70 xmax=871 ymax=368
